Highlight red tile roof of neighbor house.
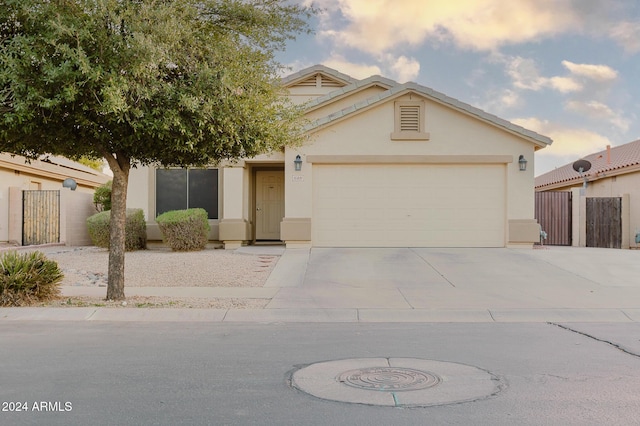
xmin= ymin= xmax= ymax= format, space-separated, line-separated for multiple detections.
xmin=535 ymin=139 xmax=640 ymax=189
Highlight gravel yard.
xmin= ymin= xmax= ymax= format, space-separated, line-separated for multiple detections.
xmin=3 ymin=244 xmax=279 ymax=308
xmin=40 ymin=246 xmax=278 ymax=288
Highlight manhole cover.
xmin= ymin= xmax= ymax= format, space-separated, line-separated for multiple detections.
xmin=337 ymin=367 xmax=440 ymax=391
xmin=291 ymin=358 xmax=503 ymax=407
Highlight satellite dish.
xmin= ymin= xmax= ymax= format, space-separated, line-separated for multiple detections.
xmin=62 ymin=178 xmax=77 ymax=191
xmin=572 ymin=159 xmax=591 ymax=173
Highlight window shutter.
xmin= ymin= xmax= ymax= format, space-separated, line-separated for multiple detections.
xmin=399 ymin=105 xmax=420 ymax=132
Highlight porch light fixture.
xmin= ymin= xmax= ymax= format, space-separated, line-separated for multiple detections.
xmin=294 ymin=155 xmax=303 ymax=171
xmin=518 ymin=155 xmax=527 ymax=171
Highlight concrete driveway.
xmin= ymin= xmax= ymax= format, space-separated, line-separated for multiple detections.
xmin=264 ymin=246 xmax=640 ymax=322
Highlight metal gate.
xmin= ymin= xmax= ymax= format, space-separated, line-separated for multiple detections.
xmin=586 ymin=197 xmax=622 ymax=248
xmin=22 ymin=190 xmax=60 ymax=246
xmin=534 ymin=191 xmax=572 ymax=245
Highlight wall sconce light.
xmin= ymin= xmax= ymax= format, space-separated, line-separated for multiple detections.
xmin=62 ymin=178 xmax=77 ymax=191
xmin=294 ymin=155 xmax=302 ymax=172
xmin=518 ymin=155 xmax=527 ymax=171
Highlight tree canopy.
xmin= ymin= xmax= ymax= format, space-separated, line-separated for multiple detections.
xmin=0 ymin=0 xmax=314 ymax=299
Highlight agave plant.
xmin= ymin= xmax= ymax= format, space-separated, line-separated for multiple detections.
xmin=0 ymin=251 xmax=64 ymax=306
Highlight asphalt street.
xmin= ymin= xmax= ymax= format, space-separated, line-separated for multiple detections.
xmin=1 ymin=321 xmax=639 ymax=425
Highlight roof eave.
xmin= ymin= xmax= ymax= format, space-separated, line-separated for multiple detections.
xmin=303 ymin=78 xmax=397 ymax=114
xmin=306 ymin=84 xmax=553 ymax=147
xmin=281 ymin=65 xmax=356 ymax=88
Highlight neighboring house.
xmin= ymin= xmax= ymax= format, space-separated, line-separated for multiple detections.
xmin=128 ymin=65 xmax=552 ymax=248
xmin=535 ymin=139 xmax=640 ymax=248
xmin=0 ymin=153 xmax=110 ymax=245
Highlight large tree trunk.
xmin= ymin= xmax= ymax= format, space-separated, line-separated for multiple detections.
xmin=104 ymin=151 xmax=130 ymax=301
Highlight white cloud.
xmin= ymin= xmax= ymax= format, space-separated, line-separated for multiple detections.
xmin=312 ymin=0 xmax=580 ymax=54
xmin=385 ymin=55 xmax=420 ymax=83
xmin=561 ymin=61 xmax=618 ymax=81
xmin=565 ymin=100 xmax=629 ymax=132
xmin=500 ymin=57 xmax=618 ymax=95
xmin=478 ymin=88 xmax=522 ymax=115
xmin=518 ymin=116 xmax=615 ymax=176
xmin=320 ymin=55 xmax=381 ymax=80
xmin=281 ymin=60 xmax=315 ymax=76
xmin=548 ymin=76 xmax=583 ymax=93
xmin=609 ymin=21 xmax=640 ymax=54
xmin=505 ymin=57 xmax=546 ymax=90
xmin=318 ymin=53 xmax=419 ymax=83
xmin=500 ymin=89 xmax=521 ymax=108
xmin=513 ymin=117 xmax=611 ymax=157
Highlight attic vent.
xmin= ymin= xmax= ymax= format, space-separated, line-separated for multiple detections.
xmin=297 ymin=76 xmax=319 ymax=87
xmin=399 ymin=105 xmax=420 ymax=132
xmin=391 ymin=100 xmax=430 ymax=141
xmin=296 ymin=74 xmax=343 ymax=88
xmin=320 ymin=75 xmax=342 ymax=87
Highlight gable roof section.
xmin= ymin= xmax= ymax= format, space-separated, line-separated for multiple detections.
xmin=281 ymin=65 xmax=356 ymax=89
xmin=0 ymin=153 xmax=110 ymax=188
xmin=302 ymin=74 xmax=397 ymax=112
xmin=303 ymin=80 xmax=553 ymax=148
xmin=535 ymin=139 xmax=640 ymax=189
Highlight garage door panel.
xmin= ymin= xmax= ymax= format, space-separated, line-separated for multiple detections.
xmin=313 ymin=164 xmax=505 ymax=247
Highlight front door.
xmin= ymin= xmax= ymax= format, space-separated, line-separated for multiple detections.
xmin=255 ymin=170 xmax=284 ymax=240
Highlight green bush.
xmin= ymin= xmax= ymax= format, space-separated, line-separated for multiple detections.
xmin=156 ymin=208 xmax=210 ymax=251
xmin=0 ymin=251 xmax=63 ymax=306
xmin=93 ymin=181 xmax=112 ymax=212
xmin=86 ymin=208 xmax=147 ymax=250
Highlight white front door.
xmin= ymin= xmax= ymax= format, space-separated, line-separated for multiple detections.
xmin=255 ymin=171 xmax=284 ymax=240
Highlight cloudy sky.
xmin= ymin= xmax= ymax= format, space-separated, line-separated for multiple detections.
xmin=276 ymin=0 xmax=640 ymax=176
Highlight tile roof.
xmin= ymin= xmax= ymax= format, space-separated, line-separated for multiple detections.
xmin=535 ymin=139 xmax=640 ymax=189
xmin=302 ymin=75 xmax=397 ymax=111
xmin=280 ymin=64 xmax=356 ymax=87
xmin=302 ymin=81 xmax=553 ymax=147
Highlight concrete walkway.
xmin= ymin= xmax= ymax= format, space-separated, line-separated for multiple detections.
xmin=2 ymin=246 xmax=640 ymax=322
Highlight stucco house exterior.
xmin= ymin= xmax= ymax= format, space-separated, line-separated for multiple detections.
xmin=535 ymin=140 xmax=640 ymax=248
xmin=127 ymin=65 xmax=552 ymax=248
xmin=1 ymin=153 xmax=110 ymax=245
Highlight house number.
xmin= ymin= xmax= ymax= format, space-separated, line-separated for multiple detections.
xmin=292 ymin=176 xmax=304 ymax=182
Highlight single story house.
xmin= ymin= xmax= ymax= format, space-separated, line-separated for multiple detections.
xmin=0 ymin=153 xmax=110 ymax=245
xmin=535 ymin=139 xmax=640 ymax=248
xmin=128 ymin=65 xmax=552 ymax=248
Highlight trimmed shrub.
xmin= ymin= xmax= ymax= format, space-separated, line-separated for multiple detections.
xmin=93 ymin=181 xmax=112 ymax=212
xmin=0 ymin=251 xmax=63 ymax=306
xmin=86 ymin=208 xmax=147 ymax=251
xmin=87 ymin=210 xmax=110 ymax=248
xmin=156 ymin=208 xmax=210 ymax=251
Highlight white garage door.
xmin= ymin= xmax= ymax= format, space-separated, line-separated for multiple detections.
xmin=312 ymin=164 xmax=506 ymax=247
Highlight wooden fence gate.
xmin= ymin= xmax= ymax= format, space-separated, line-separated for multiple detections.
xmin=22 ymin=190 xmax=60 ymax=246
xmin=586 ymin=197 xmax=622 ymax=248
xmin=534 ymin=191 xmax=572 ymax=245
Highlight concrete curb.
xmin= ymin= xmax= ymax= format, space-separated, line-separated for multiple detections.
xmin=1 ymin=307 xmax=637 ymax=323
xmin=60 ymin=286 xmax=278 ymax=299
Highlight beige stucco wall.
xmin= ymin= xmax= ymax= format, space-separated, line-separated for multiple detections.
xmin=1 ymin=156 xmax=106 ymax=243
xmin=283 ymin=94 xmax=538 ymax=241
xmin=59 ymin=189 xmax=97 ymax=246
xmin=127 ymin=82 xmax=543 ymax=248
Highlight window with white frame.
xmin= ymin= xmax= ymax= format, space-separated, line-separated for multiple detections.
xmin=156 ymin=168 xmax=218 ymax=219
xmin=391 ymin=100 xmax=430 ymax=140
